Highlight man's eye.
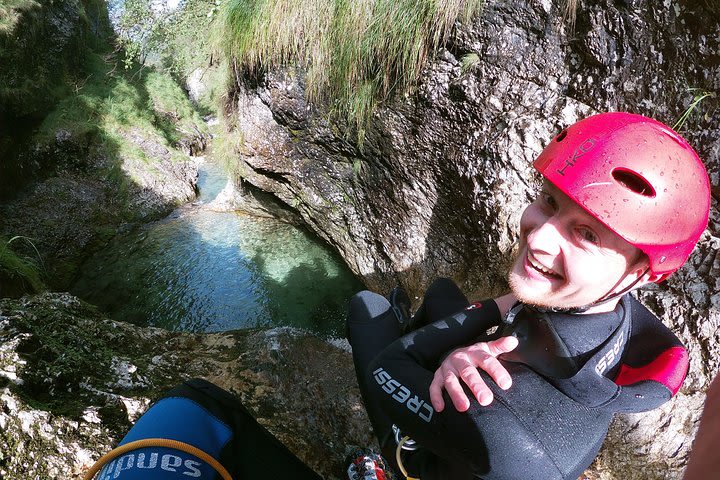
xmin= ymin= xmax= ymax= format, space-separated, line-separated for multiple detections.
xmin=541 ymin=192 xmax=557 ymax=209
xmin=579 ymin=228 xmax=599 ymax=245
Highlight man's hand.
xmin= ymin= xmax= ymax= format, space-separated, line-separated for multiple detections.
xmin=429 ymin=336 xmax=519 ymax=412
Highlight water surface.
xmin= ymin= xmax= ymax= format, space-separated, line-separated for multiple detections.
xmin=72 ymin=161 xmax=362 ymax=336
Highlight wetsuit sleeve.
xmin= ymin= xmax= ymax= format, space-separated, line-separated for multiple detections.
xmin=607 ymin=296 xmax=689 ymax=413
xmin=366 ymin=301 xmax=568 ymax=479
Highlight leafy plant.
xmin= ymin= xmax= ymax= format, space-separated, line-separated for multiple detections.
xmin=115 ymin=0 xmax=221 ymax=77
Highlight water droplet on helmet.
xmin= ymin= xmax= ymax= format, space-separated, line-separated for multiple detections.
xmin=659 ymin=256 xmax=667 ymax=263
xmin=660 ymin=171 xmax=664 ymax=176
xmin=623 ymin=198 xmax=629 ymax=202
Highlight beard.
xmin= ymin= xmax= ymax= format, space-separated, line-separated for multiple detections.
xmin=506 ymin=252 xmax=589 ymax=313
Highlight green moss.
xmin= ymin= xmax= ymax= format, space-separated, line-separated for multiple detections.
xmin=10 ymin=299 xmax=115 ymax=417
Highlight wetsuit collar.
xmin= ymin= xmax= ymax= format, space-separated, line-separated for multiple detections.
xmin=500 ymin=297 xmax=630 ymax=384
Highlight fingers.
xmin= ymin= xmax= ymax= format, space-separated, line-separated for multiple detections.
xmin=445 ymin=369 xmax=474 ymax=411
xmin=472 ymin=351 xmax=512 ymax=391
xmin=430 ymin=336 xmax=518 ymax=411
xmin=430 ymin=369 xmax=447 ymax=412
xmin=486 ymin=335 xmax=519 ymax=355
xmin=458 ymin=364 xmax=493 ymax=406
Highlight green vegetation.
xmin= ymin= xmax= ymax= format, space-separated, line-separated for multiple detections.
xmin=0 ymin=0 xmax=109 ymax=118
xmin=211 ymin=116 xmax=246 ymax=178
xmin=116 ymin=0 xmax=228 ymax=113
xmin=0 ymin=236 xmax=46 ymax=294
xmin=117 ymin=0 xmax=212 ymax=75
xmin=460 ymin=52 xmax=480 ymax=74
xmin=161 ymin=0 xmax=231 ymax=113
xmin=0 ymin=0 xmax=38 ymax=33
xmin=221 ymin=0 xmax=484 ymax=142
xmin=36 ymin=48 xmax=208 ymax=189
xmin=1 ymin=0 xmax=208 ymax=185
xmin=673 ymin=90 xmax=717 ymax=132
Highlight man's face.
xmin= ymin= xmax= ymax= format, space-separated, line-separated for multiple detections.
xmin=508 ymin=180 xmax=646 ymax=311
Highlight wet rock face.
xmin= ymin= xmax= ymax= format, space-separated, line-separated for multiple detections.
xmin=227 ymin=0 xmax=719 ymax=478
xmin=0 ymin=293 xmax=372 ymax=480
xmin=229 ymin=0 xmax=719 ymax=300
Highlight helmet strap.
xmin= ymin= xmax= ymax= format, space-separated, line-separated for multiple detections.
xmin=580 ymin=266 xmax=652 ymax=313
xmin=538 ymin=266 xmax=651 ymax=315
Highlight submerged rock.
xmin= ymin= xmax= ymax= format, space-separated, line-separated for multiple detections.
xmin=0 ymin=293 xmax=373 ymax=480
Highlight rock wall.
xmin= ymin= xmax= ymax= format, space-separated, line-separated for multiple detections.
xmin=228 ymin=0 xmax=719 ymax=298
xmin=225 ymin=0 xmax=720 ymax=478
xmin=0 ymin=293 xmax=373 ymax=479
xmin=0 ymin=0 xmax=110 ymax=195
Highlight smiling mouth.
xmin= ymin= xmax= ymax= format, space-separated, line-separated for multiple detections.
xmin=527 ymin=253 xmax=564 ymax=280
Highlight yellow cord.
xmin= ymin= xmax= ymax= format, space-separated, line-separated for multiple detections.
xmin=82 ymin=438 xmax=234 ymax=480
xmin=395 ymin=436 xmax=420 ymax=480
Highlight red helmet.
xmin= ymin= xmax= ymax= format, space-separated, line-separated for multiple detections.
xmin=534 ymin=112 xmax=711 ymax=278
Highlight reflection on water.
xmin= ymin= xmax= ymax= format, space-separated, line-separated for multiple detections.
xmin=72 ymin=162 xmax=362 ymax=337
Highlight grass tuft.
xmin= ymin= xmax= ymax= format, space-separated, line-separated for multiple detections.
xmin=673 ymin=90 xmax=716 ymax=132
xmin=0 ymin=236 xmax=46 ymax=294
xmin=562 ymin=0 xmax=578 ymax=34
xmin=460 ymin=52 xmax=480 ymax=74
xmin=0 ymin=0 xmax=39 ymax=33
xmin=220 ymin=0 xmax=484 ymax=143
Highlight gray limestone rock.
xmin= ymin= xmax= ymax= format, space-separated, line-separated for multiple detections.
xmin=0 ymin=293 xmax=373 ymax=480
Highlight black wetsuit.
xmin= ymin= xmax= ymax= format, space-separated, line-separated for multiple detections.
xmin=347 ymin=279 xmax=688 ymax=480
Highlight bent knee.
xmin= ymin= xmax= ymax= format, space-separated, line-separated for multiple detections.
xmin=348 ymin=290 xmax=391 ymax=324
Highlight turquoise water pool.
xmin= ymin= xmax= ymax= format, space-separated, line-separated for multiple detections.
xmin=71 ymin=161 xmax=362 ymax=336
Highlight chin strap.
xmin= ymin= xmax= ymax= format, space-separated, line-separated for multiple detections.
xmin=584 ymin=267 xmax=651 ymax=311
xmin=535 ymin=267 xmax=651 ymax=315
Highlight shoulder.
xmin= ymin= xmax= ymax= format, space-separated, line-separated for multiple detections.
xmin=624 ymin=294 xmax=685 ymax=357
xmin=614 ymin=295 xmax=688 ymax=402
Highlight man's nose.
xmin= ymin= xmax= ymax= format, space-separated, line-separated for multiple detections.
xmin=526 ymin=218 xmax=564 ymax=256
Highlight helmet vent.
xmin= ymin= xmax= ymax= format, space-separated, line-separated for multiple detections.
xmin=556 ymin=130 xmax=568 ymax=142
xmin=612 ymin=168 xmax=656 ymax=197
